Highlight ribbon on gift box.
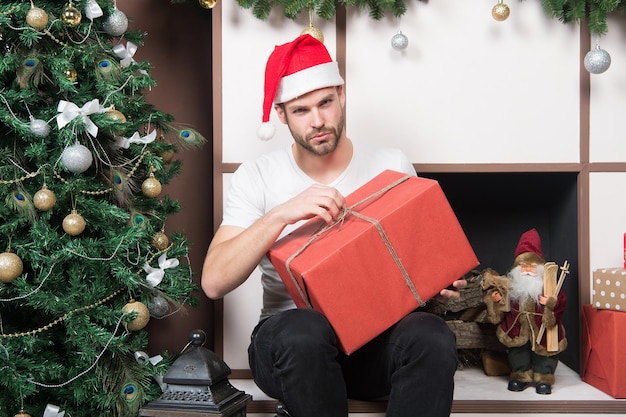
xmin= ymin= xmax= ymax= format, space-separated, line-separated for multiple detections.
xmin=284 ymin=174 xmax=424 ymax=309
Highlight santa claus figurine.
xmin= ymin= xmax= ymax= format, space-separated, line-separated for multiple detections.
xmin=483 ymin=228 xmax=567 ymax=395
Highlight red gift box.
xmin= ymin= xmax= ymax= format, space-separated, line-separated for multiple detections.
xmin=267 ymin=170 xmax=479 ymax=354
xmin=582 ymin=304 xmax=626 ymax=398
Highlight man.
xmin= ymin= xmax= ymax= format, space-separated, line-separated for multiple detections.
xmin=202 ymin=34 xmax=466 ymax=417
xmin=484 ymin=228 xmax=567 ymax=395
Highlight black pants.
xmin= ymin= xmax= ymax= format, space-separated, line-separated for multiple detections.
xmin=248 ymin=308 xmax=457 ymax=417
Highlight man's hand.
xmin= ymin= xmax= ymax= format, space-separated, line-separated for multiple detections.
xmin=434 ymin=278 xmax=467 ymax=303
xmin=274 ymin=184 xmax=346 ymax=226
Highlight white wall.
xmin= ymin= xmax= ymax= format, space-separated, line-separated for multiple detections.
xmin=345 ymin=0 xmax=580 ymax=163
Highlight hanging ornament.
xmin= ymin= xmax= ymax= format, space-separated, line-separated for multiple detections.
xmin=26 ymin=6 xmax=49 ymax=30
xmin=105 ymin=108 xmax=127 ymax=123
xmin=102 ymin=8 xmax=129 ymax=37
xmin=105 ymin=108 xmax=127 ymax=135
xmin=61 ymin=143 xmax=93 ymax=173
xmin=159 ymin=147 xmax=175 ymax=163
xmin=61 ymin=2 xmax=82 ymax=27
xmin=391 ymin=30 xmax=409 ymax=51
xmin=151 ymin=231 xmax=170 ymax=251
xmin=33 ymin=185 xmax=56 ymax=211
xmin=492 ymin=0 xmax=510 ymax=21
xmin=29 ymin=116 xmax=50 ymax=137
xmin=64 ymin=67 xmax=78 ymax=83
xmin=13 ymin=410 xmax=31 ymax=417
xmin=301 ymin=10 xmax=324 ymax=43
xmin=0 ymin=251 xmax=23 ymax=283
xmin=122 ymin=299 xmax=150 ymax=331
xmin=198 ymin=0 xmax=217 ymax=8
xmin=584 ymin=44 xmax=611 ymax=74
xmin=63 ymin=209 xmax=86 ymax=236
xmin=142 ymin=173 xmax=162 ymax=198
xmin=148 ymin=295 xmax=169 ymax=317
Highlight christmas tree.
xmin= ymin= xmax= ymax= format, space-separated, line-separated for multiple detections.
xmin=0 ymin=1 xmax=202 ymax=416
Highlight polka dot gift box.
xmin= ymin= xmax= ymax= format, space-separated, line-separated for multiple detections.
xmin=592 ymin=268 xmax=626 ymax=311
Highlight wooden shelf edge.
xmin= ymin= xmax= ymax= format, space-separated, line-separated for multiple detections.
xmin=246 ymin=399 xmax=626 ymax=414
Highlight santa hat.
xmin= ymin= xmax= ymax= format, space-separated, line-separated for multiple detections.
xmin=513 ymin=228 xmax=545 ymax=267
xmin=257 ymin=34 xmax=344 ymax=141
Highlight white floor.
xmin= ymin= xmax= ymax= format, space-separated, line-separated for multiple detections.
xmin=231 ymin=362 xmax=626 ymax=416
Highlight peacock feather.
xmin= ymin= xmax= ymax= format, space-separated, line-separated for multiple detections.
xmin=6 ymin=188 xmax=36 ymax=222
xmin=17 ymin=57 xmax=45 ymax=89
xmin=110 ymin=168 xmax=136 ymax=207
xmin=166 ymin=124 xmax=207 ymax=149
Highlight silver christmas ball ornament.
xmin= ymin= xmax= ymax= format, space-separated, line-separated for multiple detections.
xmin=391 ymin=31 xmax=408 ymax=51
xmin=61 ymin=143 xmax=93 ymax=173
xmin=584 ymin=46 xmax=611 ymax=74
xmin=102 ymin=9 xmax=128 ymax=37
xmin=29 ymin=117 xmax=50 ymax=137
xmin=148 ymin=295 xmax=169 ymax=317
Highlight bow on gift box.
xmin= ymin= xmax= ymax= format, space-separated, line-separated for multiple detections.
xmin=113 ymin=42 xmax=148 ymax=75
xmin=84 ymin=0 xmax=103 ymax=20
xmin=116 ymin=130 xmax=157 ymax=149
xmin=43 ymin=404 xmax=65 ymax=417
xmin=143 ymin=253 xmax=179 ymax=287
xmin=56 ymin=99 xmax=108 ymax=137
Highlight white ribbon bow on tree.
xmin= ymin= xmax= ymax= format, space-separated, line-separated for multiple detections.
xmin=56 ymin=99 xmax=108 ymax=137
xmin=113 ymin=42 xmax=148 ymax=75
xmin=84 ymin=0 xmax=103 ymax=20
xmin=116 ymin=129 xmax=157 ymax=149
xmin=143 ymin=253 xmax=179 ymax=287
xmin=43 ymin=404 xmax=65 ymax=417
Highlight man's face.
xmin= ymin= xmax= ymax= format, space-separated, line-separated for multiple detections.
xmin=275 ymin=86 xmax=346 ymax=156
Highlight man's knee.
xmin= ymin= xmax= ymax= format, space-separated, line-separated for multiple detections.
xmin=268 ymin=309 xmax=337 ymax=351
xmin=397 ymin=312 xmax=457 ymax=358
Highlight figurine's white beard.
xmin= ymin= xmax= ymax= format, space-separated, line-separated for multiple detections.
xmin=508 ymin=264 xmax=545 ymax=304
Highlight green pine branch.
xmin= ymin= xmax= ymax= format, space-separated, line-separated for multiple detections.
xmin=178 ymin=0 xmax=626 ymax=35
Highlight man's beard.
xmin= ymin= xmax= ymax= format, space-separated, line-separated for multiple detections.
xmin=508 ymin=264 xmax=545 ymax=304
xmin=290 ymin=109 xmax=345 ymax=156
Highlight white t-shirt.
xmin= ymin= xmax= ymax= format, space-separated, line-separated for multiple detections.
xmin=222 ymin=140 xmax=416 ymax=320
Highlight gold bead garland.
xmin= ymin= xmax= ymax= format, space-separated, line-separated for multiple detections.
xmin=53 ymin=151 xmax=149 ymax=196
xmin=0 ymin=244 xmax=173 ymax=339
xmin=0 ymin=288 xmax=124 ymax=339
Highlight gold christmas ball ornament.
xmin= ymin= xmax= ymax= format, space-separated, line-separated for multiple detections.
xmin=14 ymin=411 xmax=31 ymax=417
xmin=0 ymin=252 xmax=24 ymax=284
xmin=61 ymin=3 xmax=82 ymax=27
xmin=122 ymin=299 xmax=150 ymax=331
xmin=64 ymin=67 xmax=78 ymax=82
xmin=33 ymin=186 xmax=56 ymax=211
xmin=26 ymin=6 xmax=49 ymax=30
xmin=142 ymin=175 xmax=162 ymax=198
xmin=199 ymin=0 xmax=217 ymax=8
xmin=63 ymin=210 xmax=86 ymax=236
xmin=105 ymin=108 xmax=127 ymax=123
xmin=492 ymin=1 xmax=510 ymax=21
xmin=151 ymin=231 xmax=170 ymax=251
xmin=301 ymin=26 xmax=324 ymax=43
xmin=159 ymin=149 xmax=175 ymax=163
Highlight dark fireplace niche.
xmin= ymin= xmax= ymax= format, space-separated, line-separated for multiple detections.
xmin=422 ymin=172 xmax=580 ymax=372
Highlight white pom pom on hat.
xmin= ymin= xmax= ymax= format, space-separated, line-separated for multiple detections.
xmin=258 ymin=34 xmax=344 ymax=140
